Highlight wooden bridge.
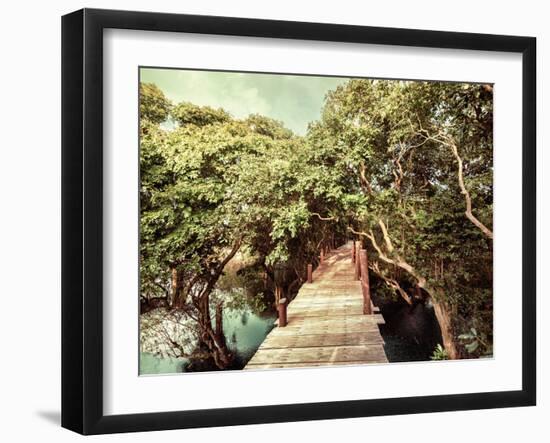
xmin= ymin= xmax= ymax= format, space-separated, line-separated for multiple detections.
xmin=245 ymin=241 xmax=388 ymax=369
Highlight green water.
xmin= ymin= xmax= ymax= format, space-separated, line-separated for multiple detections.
xmin=140 ymin=352 xmax=188 ymax=375
xmin=223 ymin=309 xmax=276 ymax=365
xmin=140 ymin=308 xmax=276 ymax=374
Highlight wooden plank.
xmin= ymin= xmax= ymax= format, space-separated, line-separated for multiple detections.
xmin=246 ymin=345 xmax=388 ymax=365
xmin=286 ymin=307 xmax=380 ymax=318
xmin=258 ymin=332 xmax=385 ymax=349
xmin=301 ymin=282 xmax=361 ymax=288
xmin=284 ymin=315 xmax=385 ymax=327
xmin=261 ymin=319 xmax=384 ymax=337
xmin=286 ymin=306 xmax=364 ymax=318
xmin=245 ymin=360 xmax=387 ymax=369
xmin=244 ymin=241 xmax=388 ymax=369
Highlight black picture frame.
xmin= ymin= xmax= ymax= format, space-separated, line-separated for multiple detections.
xmin=61 ymin=8 xmax=536 ymax=435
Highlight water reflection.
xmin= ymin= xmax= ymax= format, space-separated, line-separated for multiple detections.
xmin=140 ymin=307 xmax=276 ymax=375
xmin=223 ymin=308 xmax=276 ymax=366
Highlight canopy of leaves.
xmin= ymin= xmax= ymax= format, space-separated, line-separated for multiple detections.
xmin=306 ymin=79 xmax=493 ymax=356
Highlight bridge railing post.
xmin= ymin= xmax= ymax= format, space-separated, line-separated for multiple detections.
xmin=320 ymin=248 xmax=324 ymax=264
xmin=359 ymin=249 xmax=372 ymax=315
xmin=354 ymin=242 xmax=361 ymax=280
xmin=307 ymin=263 xmax=313 ymax=283
xmin=352 ymin=240 xmax=356 ymax=264
xmin=278 ymin=298 xmax=288 ymax=327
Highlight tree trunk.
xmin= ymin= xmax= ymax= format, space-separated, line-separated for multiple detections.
xmin=197 ymin=296 xmax=233 ymax=369
xmin=432 ymin=297 xmax=459 ymax=360
xmin=170 ymin=267 xmax=185 ymax=307
xmin=189 ymin=239 xmax=242 ymax=369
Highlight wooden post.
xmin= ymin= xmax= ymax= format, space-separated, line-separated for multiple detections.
xmin=359 ymin=249 xmax=372 ymax=314
xmin=352 ymin=241 xmax=356 ymax=264
xmin=354 ymin=242 xmax=361 ymax=280
xmin=278 ymin=298 xmax=287 ymax=327
xmin=170 ymin=267 xmax=178 ymax=306
xmin=320 ymin=248 xmax=324 ymax=264
xmin=307 ymin=263 xmax=313 ymax=283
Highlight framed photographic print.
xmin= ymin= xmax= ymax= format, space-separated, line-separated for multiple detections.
xmin=61 ymin=8 xmax=536 ymax=435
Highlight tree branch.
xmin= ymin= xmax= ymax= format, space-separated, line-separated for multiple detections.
xmin=449 ymin=141 xmax=494 ymax=239
xmin=370 ymin=261 xmax=413 ymax=305
xmin=199 ymin=237 xmax=243 ymax=300
xmin=311 ymin=212 xmax=336 ymax=221
xmin=359 ymin=163 xmax=373 ymax=194
xmin=377 ymin=219 xmax=395 ymax=253
xmin=417 ymin=131 xmax=493 ymax=239
xmin=349 ymin=224 xmax=428 ymax=291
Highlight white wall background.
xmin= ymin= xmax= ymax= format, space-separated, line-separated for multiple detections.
xmin=0 ymin=1 xmax=546 ymax=441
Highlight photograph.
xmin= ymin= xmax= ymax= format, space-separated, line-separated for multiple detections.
xmin=138 ymin=67 xmax=494 ymax=375
xmin=0 ymin=0 xmax=544 ymax=439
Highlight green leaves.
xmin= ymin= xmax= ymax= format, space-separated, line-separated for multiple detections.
xmin=171 ymin=102 xmax=230 ymax=127
xmin=430 ymin=344 xmax=449 ymax=360
xmin=140 ymin=83 xmax=171 ymax=124
xmin=309 ymin=78 xmax=493 ymax=358
xmin=464 ymin=341 xmax=479 ymax=353
xmin=271 ymin=201 xmax=310 ymax=240
xmin=458 ymin=327 xmax=490 ymax=356
xmin=140 ymin=86 xmax=316 ymax=307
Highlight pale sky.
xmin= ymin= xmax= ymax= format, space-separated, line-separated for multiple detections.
xmin=140 ymin=68 xmax=347 ymax=135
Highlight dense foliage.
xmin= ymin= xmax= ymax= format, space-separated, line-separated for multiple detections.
xmin=139 ymin=78 xmax=493 ymax=368
xmin=306 ymin=80 xmax=493 ymax=359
